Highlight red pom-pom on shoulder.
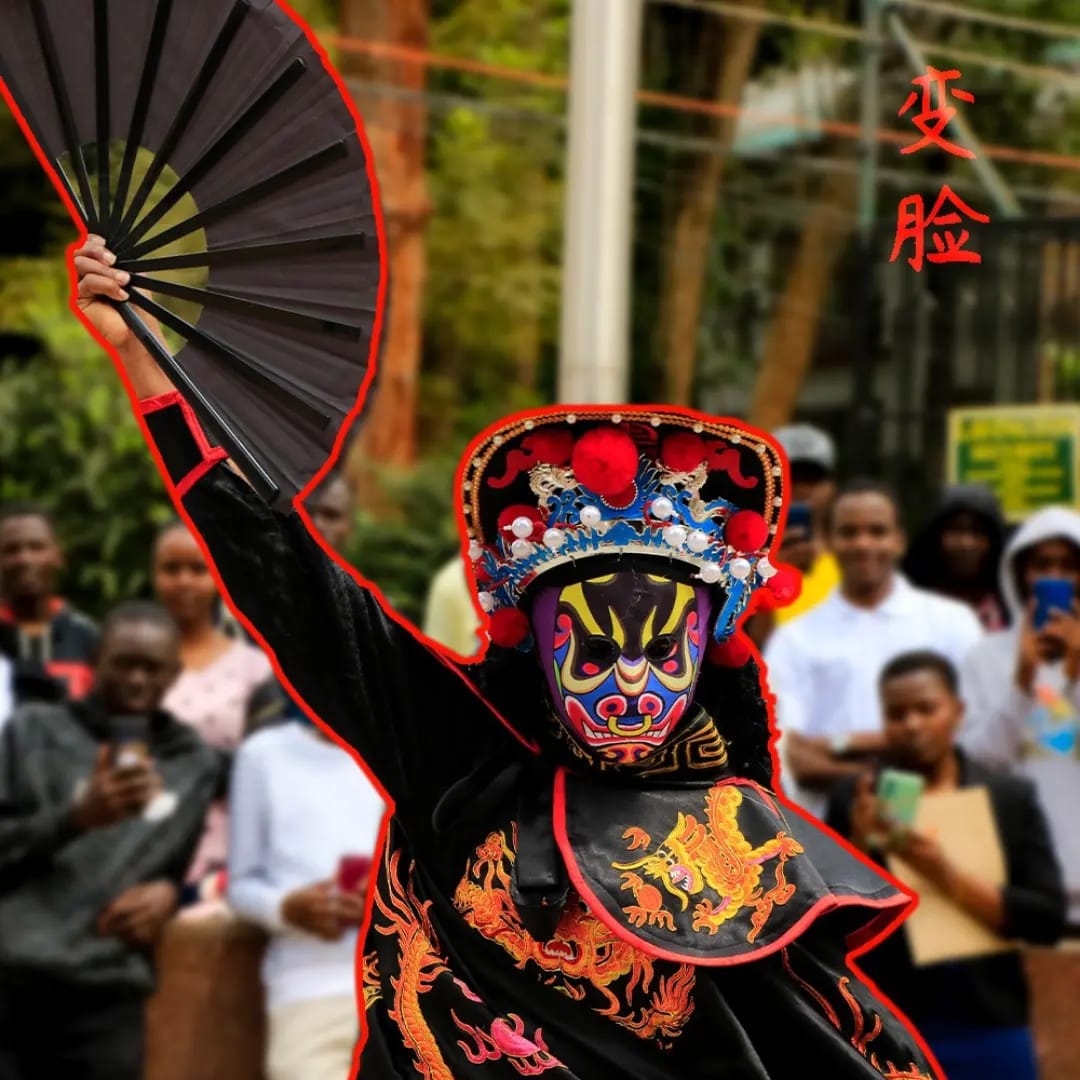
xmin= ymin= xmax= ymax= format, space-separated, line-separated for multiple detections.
xmin=571 ymin=427 xmax=640 ymax=498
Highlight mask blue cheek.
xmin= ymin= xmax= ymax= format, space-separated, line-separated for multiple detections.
xmin=551 ymin=642 xmax=704 ymax=730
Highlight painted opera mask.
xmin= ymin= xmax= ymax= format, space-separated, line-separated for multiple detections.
xmin=531 ymin=568 xmax=711 ymax=764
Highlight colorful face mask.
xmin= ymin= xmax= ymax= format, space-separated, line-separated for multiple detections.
xmin=531 ymin=570 xmax=711 ymax=764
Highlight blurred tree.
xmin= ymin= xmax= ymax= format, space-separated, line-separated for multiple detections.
xmin=421 ymin=0 xmax=568 ymax=452
xmin=345 ymin=454 xmax=461 ymax=624
xmin=749 ymin=164 xmax=857 ymax=429
xmin=340 ymin=0 xmax=431 ymax=479
xmin=646 ymin=0 xmax=766 ymax=407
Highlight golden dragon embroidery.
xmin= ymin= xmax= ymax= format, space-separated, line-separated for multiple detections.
xmin=613 ymin=783 xmax=803 ymax=940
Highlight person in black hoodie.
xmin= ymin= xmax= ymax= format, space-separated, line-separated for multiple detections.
xmin=0 ymin=600 xmax=218 ymax=1080
xmin=902 ymin=485 xmax=1009 ymax=631
xmin=826 ymin=650 xmax=1065 ymax=1080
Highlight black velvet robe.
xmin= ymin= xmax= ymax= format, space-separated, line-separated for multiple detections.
xmin=144 ymin=397 xmax=940 ymax=1079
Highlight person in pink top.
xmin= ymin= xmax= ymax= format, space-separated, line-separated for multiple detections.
xmin=152 ymin=521 xmax=283 ymax=905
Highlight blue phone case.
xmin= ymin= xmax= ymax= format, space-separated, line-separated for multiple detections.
xmin=1033 ymin=578 xmax=1074 ymax=630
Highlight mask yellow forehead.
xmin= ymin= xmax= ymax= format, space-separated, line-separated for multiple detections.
xmin=557 ymin=578 xmax=695 ymax=643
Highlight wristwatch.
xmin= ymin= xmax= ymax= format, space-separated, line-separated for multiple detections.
xmin=829 ymin=732 xmax=853 ymax=758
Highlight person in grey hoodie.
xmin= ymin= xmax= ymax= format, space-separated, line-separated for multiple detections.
xmin=960 ymin=506 xmax=1080 ymax=927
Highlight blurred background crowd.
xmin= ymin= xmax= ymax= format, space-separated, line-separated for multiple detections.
xmin=4 ymin=0 xmax=1080 ymax=1077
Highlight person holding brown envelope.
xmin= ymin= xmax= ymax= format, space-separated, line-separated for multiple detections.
xmin=826 ymin=650 xmax=1066 ymax=1080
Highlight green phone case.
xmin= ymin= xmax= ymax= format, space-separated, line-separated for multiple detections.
xmin=877 ymin=768 xmax=925 ymax=829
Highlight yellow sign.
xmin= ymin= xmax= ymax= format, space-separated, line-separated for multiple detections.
xmin=947 ymin=405 xmax=1080 ymax=521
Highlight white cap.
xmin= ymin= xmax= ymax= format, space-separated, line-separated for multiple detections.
xmin=772 ymin=424 xmax=836 ymax=472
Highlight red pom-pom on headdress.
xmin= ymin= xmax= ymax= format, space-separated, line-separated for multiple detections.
xmin=497 ymin=504 xmax=546 ymax=542
xmin=528 ymin=430 xmax=574 ymax=465
xmin=708 ymin=634 xmax=752 ymax=667
xmin=488 ymin=430 xmax=574 ymax=489
xmin=660 ymin=432 xmax=707 ymax=473
xmin=489 ymin=607 xmax=530 ymax=648
xmin=571 ymin=427 xmax=640 ymax=498
xmin=725 ymin=510 xmax=769 ymax=552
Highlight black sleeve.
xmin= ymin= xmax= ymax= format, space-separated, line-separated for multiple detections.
xmin=999 ymin=778 xmax=1067 ymax=945
xmin=0 ymin=713 xmax=80 ymax=891
xmin=141 ymin=396 xmax=500 ymax=820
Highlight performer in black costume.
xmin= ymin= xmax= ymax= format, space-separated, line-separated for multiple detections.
xmin=74 ymin=238 xmax=939 ymax=1079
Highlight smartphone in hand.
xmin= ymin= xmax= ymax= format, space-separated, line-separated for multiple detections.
xmin=785 ymin=502 xmax=812 ymax=536
xmin=1033 ymin=578 xmax=1075 ymax=631
xmin=876 ymin=768 xmax=925 ymax=829
xmin=110 ymin=715 xmax=150 ymax=772
xmin=337 ymin=855 xmax=372 ymax=895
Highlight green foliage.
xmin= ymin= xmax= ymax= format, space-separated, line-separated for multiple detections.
xmin=344 ymin=456 xmax=462 ymax=624
xmin=420 ymin=0 xmax=569 ymax=453
xmin=0 ymin=265 xmax=173 ymax=617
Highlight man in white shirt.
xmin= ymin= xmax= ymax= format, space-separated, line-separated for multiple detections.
xmin=229 ymin=718 xmax=386 ymax=1080
xmin=765 ymin=479 xmax=983 ymax=818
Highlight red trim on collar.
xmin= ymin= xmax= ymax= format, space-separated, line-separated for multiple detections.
xmin=551 ymin=766 xmax=909 ymax=968
xmin=139 ymin=391 xmax=227 ymax=496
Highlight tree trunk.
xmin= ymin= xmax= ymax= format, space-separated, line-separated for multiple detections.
xmin=339 ymin=0 xmax=432 ymax=486
xmin=656 ymin=2 xmax=765 ymax=406
xmin=748 ymin=165 xmax=857 ymax=429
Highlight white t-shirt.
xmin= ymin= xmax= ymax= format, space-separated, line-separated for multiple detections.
xmin=228 ymin=722 xmax=386 ymax=1009
xmin=764 ymin=574 xmax=983 ymax=817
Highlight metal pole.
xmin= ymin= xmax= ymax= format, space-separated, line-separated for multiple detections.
xmin=557 ymin=0 xmax=643 ymax=404
xmin=857 ymin=0 xmax=883 ymax=232
xmin=850 ymin=0 xmax=884 ymax=470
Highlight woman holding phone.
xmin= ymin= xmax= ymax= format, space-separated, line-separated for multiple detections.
xmin=959 ymin=506 xmax=1080 ymax=930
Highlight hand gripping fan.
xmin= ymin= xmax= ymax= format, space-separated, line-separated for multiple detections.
xmin=0 ymin=0 xmax=383 ymax=506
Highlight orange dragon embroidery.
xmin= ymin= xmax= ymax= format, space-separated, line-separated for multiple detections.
xmin=371 ymin=846 xmax=566 ymax=1077
xmin=454 ymin=827 xmax=696 ymax=1049
xmin=781 ymin=948 xmax=933 ymax=1080
xmin=613 ymin=784 xmax=803 ymax=941
xmin=373 ymin=848 xmax=455 ymax=1080
xmin=361 ymin=950 xmax=381 ymax=1011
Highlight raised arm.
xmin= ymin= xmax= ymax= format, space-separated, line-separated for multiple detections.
xmin=72 ymin=238 xmax=489 ymax=813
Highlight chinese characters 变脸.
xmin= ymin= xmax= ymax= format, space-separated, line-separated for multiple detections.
xmin=890 ymin=67 xmax=990 ymax=272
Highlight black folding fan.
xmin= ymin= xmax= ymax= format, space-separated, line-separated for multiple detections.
xmin=0 ymin=0 xmax=383 ymax=506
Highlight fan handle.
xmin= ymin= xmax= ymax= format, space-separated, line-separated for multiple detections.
xmin=114 ymin=302 xmax=281 ymax=504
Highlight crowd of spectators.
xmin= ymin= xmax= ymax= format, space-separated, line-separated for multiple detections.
xmin=754 ymin=425 xmax=1075 ymax=1080
xmin=2 ymin=420 xmax=1078 ymax=1078
xmin=0 ymin=476 xmax=386 ymax=1080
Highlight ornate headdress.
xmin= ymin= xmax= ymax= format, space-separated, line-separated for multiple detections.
xmin=458 ymin=406 xmax=797 ymax=650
